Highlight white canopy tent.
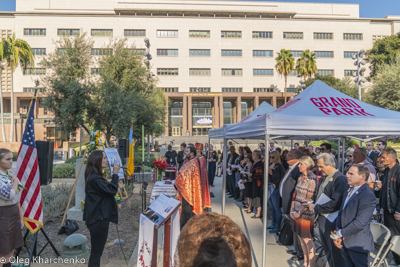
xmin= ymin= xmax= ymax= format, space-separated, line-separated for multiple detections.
xmin=209 ymin=80 xmax=400 ymax=267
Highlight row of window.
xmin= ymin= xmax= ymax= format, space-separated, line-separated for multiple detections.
xmin=21 ymin=67 xmax=355 ymax=77
xmin=162 ymin=87 xmax=278 ymax=93
xmin=23 ymin=28 xmax=364 ymax=40
xmin=32 ymin=47 xmax=357 ymax=59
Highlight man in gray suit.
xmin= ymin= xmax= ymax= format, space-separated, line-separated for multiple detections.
xmin=334 ymin=164 xmax=377 ymax=267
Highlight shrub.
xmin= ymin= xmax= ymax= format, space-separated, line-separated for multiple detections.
xmin=65 ymin=156 xmax=81 ymax=164
xmin=53 ymin=163 xmax=76 ymax=178
xmin=41 ymin=183 xmax=75 ymax=219
xmin=12 ymin=152 xmax=18 ymax=161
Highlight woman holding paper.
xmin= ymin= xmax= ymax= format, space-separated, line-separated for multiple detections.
xmin=247 ymin=150 xmax=264 ymax=219
xmin=241 ymin=153 xmax=253 ymax=212
xmin=83 ymin=150 xmax=121 ymax=267
xmin=290 ymin=156 xmax=317 ymax=267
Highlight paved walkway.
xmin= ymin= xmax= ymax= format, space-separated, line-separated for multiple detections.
xmin=210 ymin=175 xmax=301 ymax=267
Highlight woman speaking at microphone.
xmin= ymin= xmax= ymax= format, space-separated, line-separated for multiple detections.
xmin=83 ymin=150 xmax=120 ymax=267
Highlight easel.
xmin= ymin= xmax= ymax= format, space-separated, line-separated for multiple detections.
xmin=150 ymin=204 xmax=181 ymax=267
xmin=15 ymin=227 xmax=61 ymax=267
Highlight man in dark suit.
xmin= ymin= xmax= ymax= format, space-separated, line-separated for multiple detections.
xmin=279 ymin=149 xmax=303 ymax=261
xmin=366 ymin=141 xmax=378 ymax=165
xmin=334 ymin=164 xmax=377 ymax=267
xmin=314 ymin=153 xmax=348 ymax=267
xmin=226 ymin=146 xmax=239 ymax=198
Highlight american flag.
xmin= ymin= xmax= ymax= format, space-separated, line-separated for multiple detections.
xmin=14 ymin=97 xmax=43 ymax=233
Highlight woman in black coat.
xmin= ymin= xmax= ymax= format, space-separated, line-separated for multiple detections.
xmin=83 ymin=150 xmax=121 ymax=267
xmin=247 ymin=150 xmax=264 ymax=219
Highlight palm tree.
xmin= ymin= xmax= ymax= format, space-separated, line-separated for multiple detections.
xmin=275 ymin=49 xmax=295 ymax=103
xmin=0 ymin=41 xmax=7 ymax=142
xmin=296 ymin=50 xmax=317 ymax=80
xmin=2 ymin=34 xmax=35 ymax=142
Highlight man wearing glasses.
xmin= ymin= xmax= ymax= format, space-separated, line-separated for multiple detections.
xmin=366 ymin=141 xmax=378 ymax=165
xmin=377 ymin=141 xmax=387 ymax=157
xmin=320 ymin=143 xmax=339 ymax=168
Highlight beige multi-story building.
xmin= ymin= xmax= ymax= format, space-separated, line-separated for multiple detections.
xmin=1 ymin=0 xmax=400 ymax=141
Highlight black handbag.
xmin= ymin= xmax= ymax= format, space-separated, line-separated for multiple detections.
xmin=276 ymin=216 xmax=293 ymax=246
xmin=58 ymin=219 xmax=79 ymax=236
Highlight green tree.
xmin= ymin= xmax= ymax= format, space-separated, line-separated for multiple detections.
xmin=367 ymin=33 xmax=400 ymax=77
xmin=86 ymin=38 xmax=165 ymax=142
xmin=1 ymin=34 xmax=35 ymax=142
xmin=41 ymin=32 xmax=94 ymax=135
xmin=296 ymin=50 xmax=317 ymax=80
xmin=366 ymin=53 xmax=400 ymax=111
xmin=304 ymin=74 xmax=359 ymax=98
xmin=275 ymin=49 xmax=295 ymax=103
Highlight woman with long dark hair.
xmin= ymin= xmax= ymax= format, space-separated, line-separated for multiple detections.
xmin=83 ymin=150 xmax=121 ymax=267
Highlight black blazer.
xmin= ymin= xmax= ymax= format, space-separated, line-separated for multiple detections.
xmin=177 ymin=151 xmax=185 ymax=169
xmin=336 ymin=183 xmax=376 ymax=253
xmin=314 ymin=171 xmax=348 ymax=215
xmin=280 ymin=164 xmax=301 ymax=215
xmin=83 ymin=173 xmax=119 ymax=225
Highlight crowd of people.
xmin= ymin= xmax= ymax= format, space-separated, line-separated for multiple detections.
xmin=204 ymin=140 xmax=399 ymax=267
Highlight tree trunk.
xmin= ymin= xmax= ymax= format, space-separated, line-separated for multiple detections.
xmin=81 ymin=124 xmax=90 ymax=136
xmin=106 ymin=127 xmax=111 ymax=146
xmin=0 ymin=69 xmax=7 ymax=142
xmin=9 ymin=73 xmax=14 ymax=142
xmin=284 ymin=75 xmax=287 ymax=104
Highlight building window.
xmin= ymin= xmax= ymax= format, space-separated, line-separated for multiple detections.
xmin=252 ymin=31 xmax=272 ymax=39
xmin=58 ymin=29 xmax=80 ymax=36
xmin=343 ymin=33 xmax=363 ymax=40
xmin=24 ymin=68 xmax=46 ymax=75
xmin=157 ymin=49 xmax=178 ymax=56
xmin=91 ymin=68 xmax=101 ymax=75
xmin=24 ymin=29 xmax=46 ymax=36
xmin=291 ymin=51 xmax=303 ymax=57
xmin=127 ymin=48 xmax=146 ymax=55
xmin=313 ymin=33 xmax=333 ymax=39
xmin=157 ymin=68 xmax=178 ymax=75
xmin=124 ymin=29 xmax=146 ymax=37
xmin=23 ymin=88 xmax=44 ymax=93
xmin=190 ymin=87 xmax=211 ymax=92
xmin=315 ymin=51 xmax=334 ymax=58
xmin=317 ymin=69 xmax=334 ymax=76
xmin=283 ymin=32 xmax=303 ymax=39
xmin=189 ymin=68 xmax=211 ymax=75
xmin=254 ymin=88 xmax=274 ymax=92
xmin=189 ymin=49 xmax=210 ymax=56
xmin=91 ymin=49 xmax=113 ymax=55
xmin=221 ymin=69 xmax=242 ymax=76
xmin=32 ymin=48 xmax=46 ymax=55
xmin=189 ymin=30 xmax=210 ymax=38
xmin=162 ymin=88 xmax=179 ymax=92
xmin=221 ymin=50 xmax=242 ymax=57
xmin=344 ymin=51 xmax=358 ymax=58
xmin=157 ymin=30 xmax=178 ymax=37
xmin=344 ymin=70 xmax=356 ymax=76
xmin=91 ymin=29 xmax=113 ymax=36
xmin=289 ymin=70 xmax=299 ymax=76
xmin=221 ymin=31 xmax=241 ymax=38
xmin=222 ymin=88 xmax=242 ymax=92
xmin=57 ymin=48 xmax=67 ymax=55
xmin=253 ymin=50 xmax=273 ymax=57
xmin=373 ymin=35 xmax=389 ymax=44
xmin=253 ymin=69 xmax=273 ymax=76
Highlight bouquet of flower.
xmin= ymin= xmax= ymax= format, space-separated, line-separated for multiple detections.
xmin=154 ymin=160 xmax=169 ymax=171
xmin=88 ymin=130 xmax=105 ymax=154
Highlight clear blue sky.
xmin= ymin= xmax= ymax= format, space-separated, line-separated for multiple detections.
xmin=0 ymin=0 xmax=399 ymax=18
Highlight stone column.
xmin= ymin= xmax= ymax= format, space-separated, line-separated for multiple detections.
xmin=182 ymin=96 xmax=187 ymax=136
xmin=254 ymin=96 xmax=259 ymax=109
xmin=164 ymin=95 xmax=169 ymax=136
xmin=67 ymin=158 xmax=86 ymax=221
xmin=188 ymin=96 xmax=192 ymax=136
xmin=236 ymin=96 xmax=242 ymax=122
xmin=272 ymin=96 xmax=277 ymax=108
xmin=213 ymin=96 xmax=219 ymax=128
xmin=219 ymin=96 xmax=224 ymax=127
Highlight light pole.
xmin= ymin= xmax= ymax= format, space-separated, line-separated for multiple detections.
xmin=144 ymin=38 xmax=152 ymax=160
xmin=352 ymin=49 xmax=367 ymax=101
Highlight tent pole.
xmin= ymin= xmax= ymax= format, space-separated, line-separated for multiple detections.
xmin=222 ymin=138 xmax=227 ymax=215
xmin=337 ymin=138 xmax=340 ymax=171
xmin=263 ymin=135 xmax=270 ymax=267
xmin=291 ymin=139 xmax=293 ymax=149
xmin=342 ymin=138 xmax=345 ymax=172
